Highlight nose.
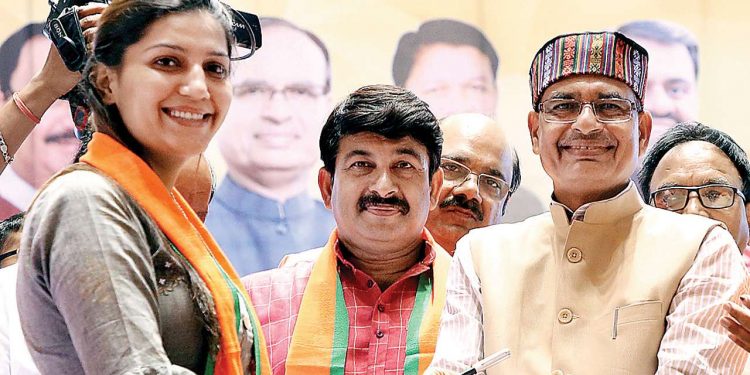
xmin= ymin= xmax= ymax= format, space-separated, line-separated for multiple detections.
xmin=570 ymin=104 xmax=604 ymax=135
xmin=452 ymin=174 xmax=482 ymax=203
xmin=179 ymin=65 xmax=210 ymax=100
xmin=371 ymin=169 xmax=398 ymax=198
xmin=262 ymin=89 xmax=292 ymax=124
xmin=681 ymin=191 xmax=710 ymax=218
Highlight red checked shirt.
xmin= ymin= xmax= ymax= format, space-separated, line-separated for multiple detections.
xmin=243 ymin=235 xmax=438 ymax=375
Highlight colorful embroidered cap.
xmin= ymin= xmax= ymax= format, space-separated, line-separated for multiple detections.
xmin=529 ymin=31 xmax=649 ymax=110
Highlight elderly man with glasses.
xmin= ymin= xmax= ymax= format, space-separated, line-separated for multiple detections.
xmin=424 ymin=113 xmax=519 ymax=255
xmin=640 ymin=121 xmax=749 ymax=257
xmin=427 ymin=31 xmax=748 ymax=375
xmin=637 ymin=122 xmax=750 ymax=355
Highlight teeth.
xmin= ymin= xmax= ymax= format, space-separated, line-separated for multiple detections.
xmin=169 ymin=110 xmax=204 ymax=121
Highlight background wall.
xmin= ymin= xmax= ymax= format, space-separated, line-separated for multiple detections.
xmin=3 ymin=0 xmax=748 ymax=203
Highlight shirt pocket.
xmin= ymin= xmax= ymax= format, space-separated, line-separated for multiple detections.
xmin=612 ymin=300 xmax=665 ymax=372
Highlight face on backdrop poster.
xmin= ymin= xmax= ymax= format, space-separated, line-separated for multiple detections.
xmin=1 ymin=0 xmax=747 ymax=218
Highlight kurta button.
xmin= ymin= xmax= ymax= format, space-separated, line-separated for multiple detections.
xmin=375 ymin=329 xmax=384 ymax=338
xmin=566 ymin=247 xmax=582 ymax=263
xmin=557 ymin=308 xmax=573 ymax=324
xmin=377 ymin=304 xmax=385 ymax=312
xmin=551 ymin=370 xmax=564 ymax=375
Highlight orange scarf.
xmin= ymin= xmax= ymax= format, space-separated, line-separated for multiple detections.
xmin=81 ymin=133 xmax=271 ymax=374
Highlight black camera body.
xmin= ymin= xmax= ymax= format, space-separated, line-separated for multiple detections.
xmin=46 ymin=0 xmax=109 ymax=72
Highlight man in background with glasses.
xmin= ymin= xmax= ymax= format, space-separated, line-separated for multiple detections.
xmin=640 ymin=121 xmax=749 ymax=260
xmin=428 ymin=32 xmax=747 ymax=375
xmin=424 ymin=113 xmax=519 ymax=255
xmin=208 ymin=18 xmax=336 ymax=276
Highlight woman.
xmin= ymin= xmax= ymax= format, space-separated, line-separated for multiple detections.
xmin=16 ymin=0 xmax=269 ymax=374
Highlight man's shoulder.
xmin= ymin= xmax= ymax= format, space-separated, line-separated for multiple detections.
xmin=278 ymin=247 xmax=324 ymax=268
xmin=639 ymin=204 xmax=724 ymax=231
xmin=469 ymin=211 xmax=553 ymax=238
xmin=242 ymin=259 xmax=315 ymax=292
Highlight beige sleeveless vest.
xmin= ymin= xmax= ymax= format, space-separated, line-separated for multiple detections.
xmin=469 ymin=186 xmax=721 ymax=375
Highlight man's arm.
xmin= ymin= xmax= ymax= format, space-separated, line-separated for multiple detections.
xmin=656 ymin=226 xmax=749 ymax=374
xmin=426 ymin=238 xmax=484 ymax=374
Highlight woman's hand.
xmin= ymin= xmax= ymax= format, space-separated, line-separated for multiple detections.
xmin=36 ymin=2 xmax=108 ymax=98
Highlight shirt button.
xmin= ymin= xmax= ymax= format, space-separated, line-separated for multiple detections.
xmin=557 ymin=308 xmax=573 ymax=324
xmin=367 ymin=280 xmax=375 ymax=288
xmin=377 ymin=304 xmax=385 ymax=312
xmin=566 ymin=247 xmax=582 ymax=263
xmin=375 ymin=329 xmax=384 ymax=338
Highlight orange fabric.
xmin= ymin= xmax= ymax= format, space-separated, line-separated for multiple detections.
xmin=81 ymin=133 xmax=271 ymax=374
xmin=418 ymin=234 xmax=450 ymax=374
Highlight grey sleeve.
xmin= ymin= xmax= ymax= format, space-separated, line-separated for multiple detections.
xmin=17 ymin=171 xmax=195 ymax=375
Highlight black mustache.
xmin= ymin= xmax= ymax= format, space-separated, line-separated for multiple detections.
xmin=439 ymin=195 xmax=483 ymax=221
xmin=558 ymin=131 xmax=615 ymax=147
xmin=45 ymin=130 xmax=78 ymax=144
xmin=358 ymin=193 xmax=410 ymax=214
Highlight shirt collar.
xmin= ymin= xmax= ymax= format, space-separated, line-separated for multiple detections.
xmin=550 ymin=181 xmax=644 ymax=225
xmin=0 ymin=167 xmax=36 ymax=210
xmin=215 ymin=175 xmax=320 ymax=219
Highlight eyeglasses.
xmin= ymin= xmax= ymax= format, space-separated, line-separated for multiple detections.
xmin=539 ymin=98 xmax=640 ymax=123
xmin=0 ymin=249 xmax=17 ymax=263
xmin=440 ymin=158 xmax=512 ymax=200
xmin=233 ymin=83 xmax=327 ymax=105
xmin=650 ymin=184 xmax=746 ymax=211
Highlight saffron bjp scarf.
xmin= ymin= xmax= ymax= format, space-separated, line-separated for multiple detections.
xmin=81 ymin=133 xmax=271 ymax=375
xmin=277 ymin=229 xmax=450 ymax=375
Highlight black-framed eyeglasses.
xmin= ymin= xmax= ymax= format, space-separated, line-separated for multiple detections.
xmin=440 ymin=158 xmax=512 ymax=200
xmin=0 ymin=249 xmax=17 ymax=263
xmin=539 ymin=98 xmax=641 ymax=124
xmin=650 ymin=184 xmax=746 ymax=211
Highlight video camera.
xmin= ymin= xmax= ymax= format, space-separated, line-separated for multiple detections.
xmin=45 ymin=0 xmax=263 ymax=72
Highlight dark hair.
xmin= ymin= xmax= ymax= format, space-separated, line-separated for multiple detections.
xmin=0 ymin=212 xmax=25 ymax=250
xmin=617 ymin=19 xmax=699 ymax=78
xmin=0 ymin=23 xmax=46 ymax=97
xmin=260 ymin=17 xmax=331 ymax=94
xmin=320 ymin=84 xmax=442 ymax=179
xmin=639 ymin=121 xmax=750 ymax=199
xmin=82 ymin=0 xmax=234 ymax=154
xmin=509 ymin=149 xmax=521 ymax=195
xmin=392 ymin=19 xmax=499 ymax=87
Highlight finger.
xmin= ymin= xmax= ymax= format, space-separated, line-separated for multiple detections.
xmin=728 ymin=331 xmax=750 ymax=353
xmin=79 ymin=14 xmax=100 ymax=30
xmin=725 ymin=302 xmax=750 ymax=328
xmin=77 ymin=2 xmax=107 ymax=17
xmin=722 ymin=315 xmax=750 ymax=352
xmin=83 ymin=27 xmax=96 ymax=46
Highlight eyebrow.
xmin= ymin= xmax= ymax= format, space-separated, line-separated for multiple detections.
xmin=146 ymin=43 xmax=228 ymax=57
xmin=598 ymin=91 xmax=626 ymax=100
xmin=343 ymin=149 xmax=371 ymax=160
xmin=548 ymin=92 xmax=575 ymax=100
xmin=657 ymin=178 xmax=733 ymax=190
xmin=396 ymin=147 xmax=425 ymax=162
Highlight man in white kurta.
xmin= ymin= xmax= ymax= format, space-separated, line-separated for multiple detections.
xmin=427 ymin=31 xmax=748 ymax=375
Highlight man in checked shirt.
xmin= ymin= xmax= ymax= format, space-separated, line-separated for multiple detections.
xmin=243 ymin=84 xmax=452 ymax=375
xmin=427 ymin=31 xmax=748 ymax=375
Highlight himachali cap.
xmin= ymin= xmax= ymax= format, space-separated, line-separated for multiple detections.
xmin=529 ymin=31 xmax=649 ymax=110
